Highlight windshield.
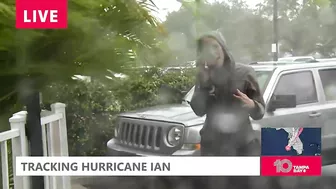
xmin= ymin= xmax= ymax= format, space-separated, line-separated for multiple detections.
xmin=183 ymin=70 xmax=273 ymax=102
xmin=255 ymin=70 xmax=273 ymax=90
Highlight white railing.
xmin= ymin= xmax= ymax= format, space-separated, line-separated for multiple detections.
xmin=0 ymin=102 xmax=71 ymax=189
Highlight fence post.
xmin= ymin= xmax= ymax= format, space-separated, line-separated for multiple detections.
xmin=50 ymin=103 xmax=69 ymax=157
xmin=12 ymin=111 xmax=29 ymax=156
xmin=51 ymin=103 xmax=70 ymax=189
xmin=10 ymin=112 xmax=30 ymax=189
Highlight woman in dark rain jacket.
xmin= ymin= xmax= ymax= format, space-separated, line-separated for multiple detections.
xmin=190 ymin=31 xmax=269 ymax=189
xmin=190 ymin=31 xmax=266 ymax=156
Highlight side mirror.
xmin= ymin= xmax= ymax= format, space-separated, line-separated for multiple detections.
xmin=267 ymin=94 xmax=296 ymax=112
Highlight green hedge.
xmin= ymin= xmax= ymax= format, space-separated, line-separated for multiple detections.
xmin=0 ymin=67 xmax=195 ymax=187
xmin=43 ymin=67 xmax=195 ymax=156
xmin=0 ymin=141 xmax=14 ymax=189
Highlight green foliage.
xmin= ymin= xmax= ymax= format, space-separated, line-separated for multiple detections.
xmin=165 ymin=0 xmax=336 ymax=62
xmin=0 ymin=0 xmax=170 ymax=113
xmin=165 ymin=1 xmax=274 ymax=63
xmin=0 ymin=0 xmax=164 ymax=77
xmin=0 ymin=141 xmax=14 ymax=189
xmin=42 ymin=68 xmax=195 ymax=156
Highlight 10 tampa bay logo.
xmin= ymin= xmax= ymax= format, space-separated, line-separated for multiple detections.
xmin=274 ymin=159 xmax=309 ymax=173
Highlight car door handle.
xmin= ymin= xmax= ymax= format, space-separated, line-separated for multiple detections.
xmin=309 ymin=112 xmax=321 ymax=118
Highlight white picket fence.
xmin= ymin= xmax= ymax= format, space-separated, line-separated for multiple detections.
xmin=0 ymin=103 xmax=71 ymax=189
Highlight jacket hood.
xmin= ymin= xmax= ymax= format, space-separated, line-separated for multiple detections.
xmin=196 ymin=31 xmax=237 ymax=97
xmin=196 ymin=31 xmax=236 ymax=71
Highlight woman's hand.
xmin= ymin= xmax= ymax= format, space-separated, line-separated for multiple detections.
xmin=233 ymin=89 xmax=255 ymax=109
xmin=198 ymin=65 xmax=212 ymax=88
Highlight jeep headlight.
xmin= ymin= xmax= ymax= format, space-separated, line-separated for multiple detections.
xmin=167 ymin=127 xmax=182 ymax=146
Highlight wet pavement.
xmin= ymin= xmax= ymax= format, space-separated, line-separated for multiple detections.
xmin=71 ymin=177 xmax=88 ymax=189
xmin=72 ymin=174 xmax=336 ymax=189
xmin=73 ymin=176 xmax=216 ymax=189
xmin=322 ymin=164 xmax=336 ymax=175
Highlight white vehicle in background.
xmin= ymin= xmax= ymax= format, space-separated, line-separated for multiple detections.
xmin=161 ymin=61 xmax=196 ymax=75
xmin=162 ymin=66 xmax=196 ymax=75
xmin=108 ymin=62 xmax=336 ymax=166
xmin=107 ymin=61 xmax=336 ymax=175
xmin=278 ymin=56 xmax=317 ymax=62
xmin=71 ymin=75 xmax=91 ymax=82
xmin=317 ymin=58 xmax=336 ymax=62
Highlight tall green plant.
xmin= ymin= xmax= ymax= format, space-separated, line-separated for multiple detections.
xmin=0 ymin=0 xmax=167 ymax=112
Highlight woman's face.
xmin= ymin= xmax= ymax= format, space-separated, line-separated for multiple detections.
xmin=200 ymin=37 xmax=225 ymax=67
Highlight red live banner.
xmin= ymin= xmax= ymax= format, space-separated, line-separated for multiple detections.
xmin=261 ymin=156 xmax=322 ymax=176
xmin=16 ymin=0 xmax=68 ymax=29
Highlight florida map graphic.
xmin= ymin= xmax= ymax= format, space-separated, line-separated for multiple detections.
xmin=261 ymin=127 xmax=321 ymax=156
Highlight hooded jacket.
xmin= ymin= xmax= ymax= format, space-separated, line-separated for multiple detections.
xmin=190 ymin=31 xmax=265 ymax=146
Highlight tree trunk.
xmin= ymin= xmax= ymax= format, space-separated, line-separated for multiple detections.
xmin=18 ymin=77 xmax=45 ymax=189
xmin=26 ymin=91 xmax=44 ymax=189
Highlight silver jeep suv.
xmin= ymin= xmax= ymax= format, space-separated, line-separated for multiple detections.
xmin=107 ymin=62 xmax=336 ymax=165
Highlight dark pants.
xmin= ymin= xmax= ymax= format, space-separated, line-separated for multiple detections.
xmin=200 ymin=132 xmax=261 ymax=156
xmin=194 ymin=133 xmax=280 ymax=189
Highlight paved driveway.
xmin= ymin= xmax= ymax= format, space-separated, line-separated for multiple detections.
xmin=73 ymin=175 xmax=336 ymax=189
xmin=71 ymin=163 xmax=335 ymax=188
xmin=73 ymin=177 xmax=191 ymax=189
xmin=322 ymin=164 xmax=336 ymax=175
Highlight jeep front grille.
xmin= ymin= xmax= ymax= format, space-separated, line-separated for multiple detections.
xmin=115 ymin=117 xmax=184 ymax=154
xmin=119 ymin=122 xmax=163 ymax=149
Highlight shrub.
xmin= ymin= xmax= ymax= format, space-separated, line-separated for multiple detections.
xmin=42 ymin=67 xmax=195 ymax=156
xmin=0 ymin=141 xmax=14 ymax=189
